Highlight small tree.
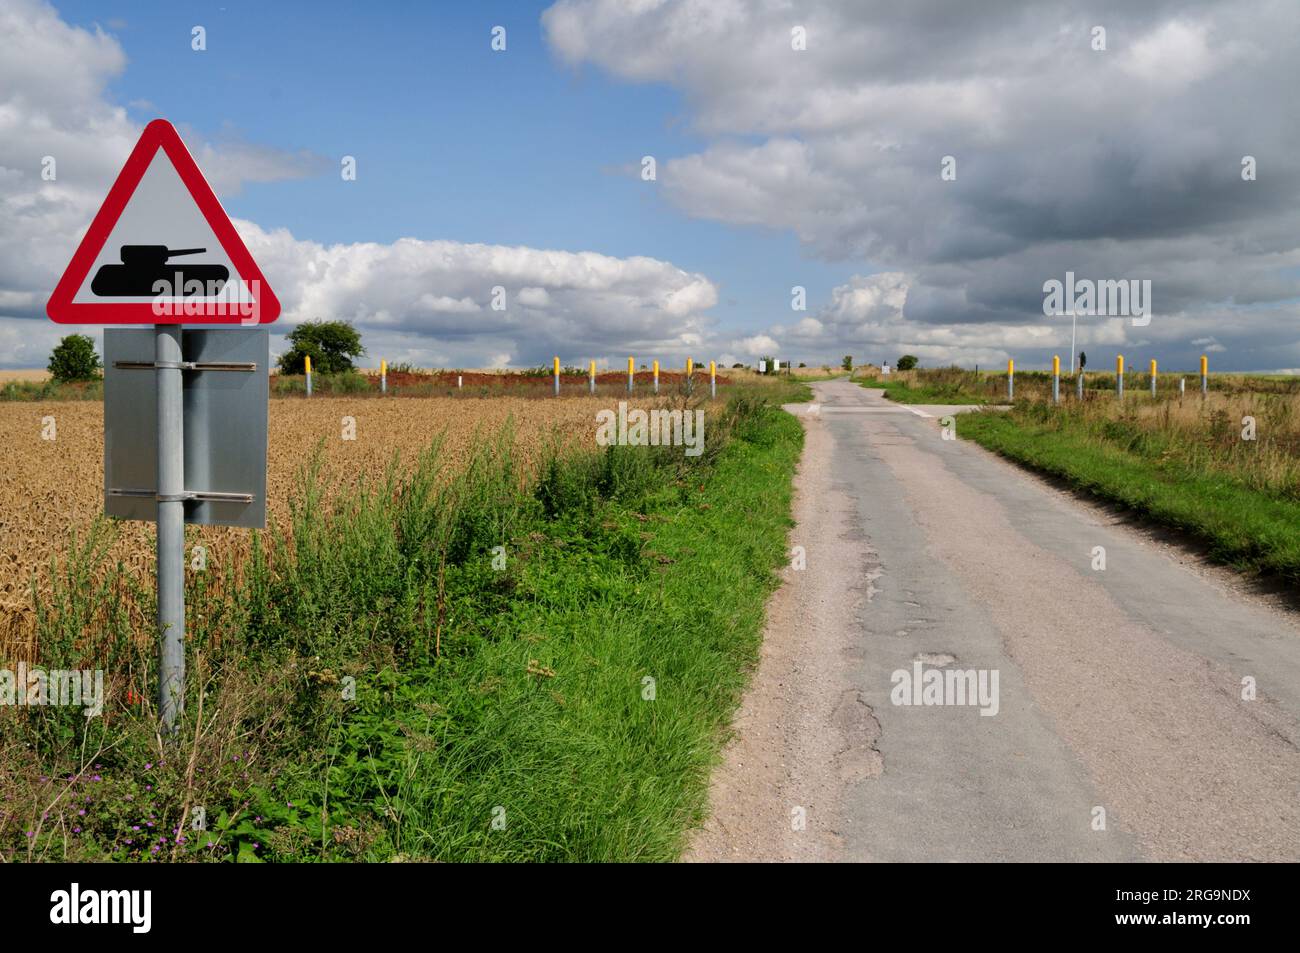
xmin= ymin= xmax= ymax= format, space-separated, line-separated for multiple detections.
xmin=48 ymin=334 xmax=102 ymax=382
xmin=896 ymin=354 xmax=919 ymax=371
xmin=841 ymin=355 xmax=853 ymax=371
xmin=277 ymin=320 xmax=365 ymax=374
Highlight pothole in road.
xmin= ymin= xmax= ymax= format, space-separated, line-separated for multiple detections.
xmin=912 ymin=652 xmax=957 ymax=666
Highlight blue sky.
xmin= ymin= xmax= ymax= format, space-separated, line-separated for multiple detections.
xmin=51 ymin=0 xmax=859 ymax=351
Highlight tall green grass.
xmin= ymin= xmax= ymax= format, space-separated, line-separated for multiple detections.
xmin=1 ymin=389 xmax=805 ymax=861
xmin=1 ymin=378 xmax=103 ymax=401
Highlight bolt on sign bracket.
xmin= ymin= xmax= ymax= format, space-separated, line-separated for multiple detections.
xmin=112 ymin=360 xmax=258 ymax=372
xmin=108 ymin=488 xmax=256 ymax=504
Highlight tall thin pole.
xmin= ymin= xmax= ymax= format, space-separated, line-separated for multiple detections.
xmin=156 ymin=326 xmax=185 ymax=732
xmin=1070 ymin=311 xmax=1077 ymax=375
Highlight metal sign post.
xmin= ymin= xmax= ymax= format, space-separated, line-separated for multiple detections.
xmin=155 ymin=326 xmax=186 ymax=727
xmin=107 ymin=327 xmax=268 ymax=732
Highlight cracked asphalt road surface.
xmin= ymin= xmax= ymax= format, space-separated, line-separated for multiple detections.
xmin=687 ymin=379 xmax=1300 ymax=862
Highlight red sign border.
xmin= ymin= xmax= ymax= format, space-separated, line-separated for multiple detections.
xmin=46 ymin=119 xmax=280 ymax=325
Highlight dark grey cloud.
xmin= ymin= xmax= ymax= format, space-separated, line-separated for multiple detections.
xmin=546 ymin=0 xmax=1300 ymax=369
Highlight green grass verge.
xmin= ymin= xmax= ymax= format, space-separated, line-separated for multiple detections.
xmin=959 ymin=408 xmax=1300 ymax=579
xmin=4 ymin=393 xmax=804 ymax=862
xmin=858 ymin=376 xmax=989 ymax=405
xmin=1 ymin=378 xmax=102 ymax=401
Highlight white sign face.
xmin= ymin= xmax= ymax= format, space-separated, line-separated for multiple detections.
xmin=882 ymin=363 xmax=891 ymax=375
xmin=72 ymin=151 xmax=255 ymax=309
xmin=758 ymin=360 xmax=767 ymax=373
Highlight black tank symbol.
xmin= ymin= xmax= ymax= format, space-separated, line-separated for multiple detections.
xmin=90 ymin=245 xmax=230 ymax=297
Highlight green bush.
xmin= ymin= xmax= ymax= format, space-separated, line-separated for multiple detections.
xmin=47 ymin=334 xmax=102 ymax=382
xmin=277 ymin=320 xmax=365 ymax=375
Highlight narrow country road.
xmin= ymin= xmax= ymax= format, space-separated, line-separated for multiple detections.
xmin=688 ymin=378 xmax=1300 ymax=862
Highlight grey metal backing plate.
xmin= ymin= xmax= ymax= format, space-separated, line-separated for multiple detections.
xmin=104 ymin=328 xmax=268 ymax=528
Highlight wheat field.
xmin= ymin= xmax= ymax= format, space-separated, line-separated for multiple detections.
xmin=0 ymin=395 xmax=617 ymax=655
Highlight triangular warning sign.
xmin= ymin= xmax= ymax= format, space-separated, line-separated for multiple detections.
xmin=47 ymin=119 xmax=280 ymax=324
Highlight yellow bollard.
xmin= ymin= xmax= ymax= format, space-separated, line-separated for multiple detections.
xmin=304 ymin=354 xmax=312 ymax=397
xmin=1200 ymin=354 xmax=1208 ymax=396
xmin=1052 ymin=355 xmax=1060 ymax=404
xmin=710 ymin=359 xmax=717 ymax=399
xmin=686 ymin=357 xmax=694 ymax=393
xmin=1007 ymin=358 xmax=1014 ymax=400
xmin=589 ymin=359 xmax=596 ymax=395
xmin=653 ymin=359 xmax=660 ymax=394
xmin=553 ymin=356 xmax=560 ymax=397
xmin=628 ymin=356 xmax=634 ymax=394
xmin=380 ymin=358 xmax=387 ymax=394
xmin=1117 ymin=354 xmax=1124 ymax=399
xmin=1150 ymin=358 xmax=1157 ymax=397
